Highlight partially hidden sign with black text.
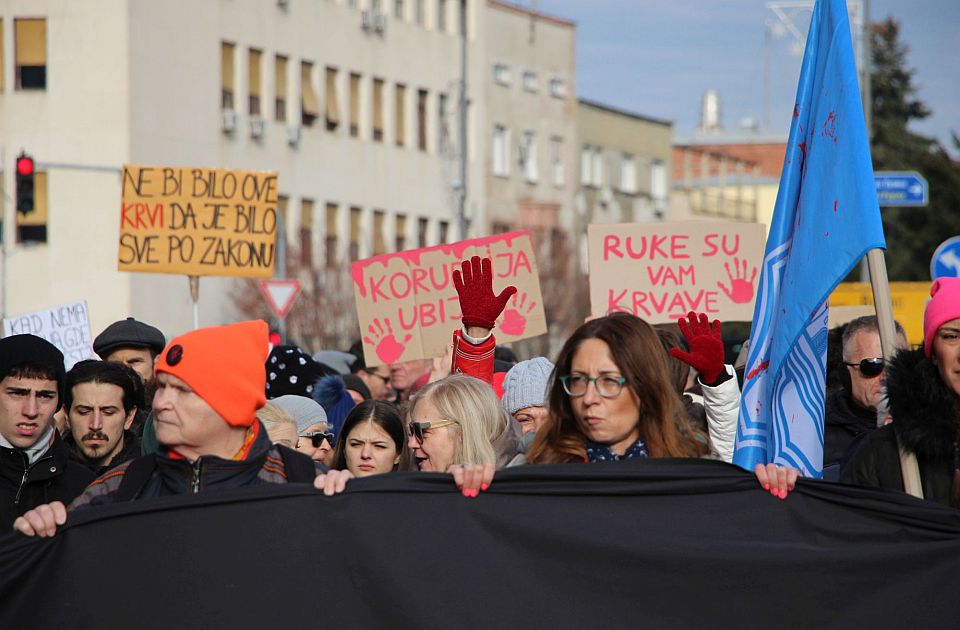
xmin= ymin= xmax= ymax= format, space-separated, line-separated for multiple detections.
xmin=118 ymin=165 xmax=277 ymax=277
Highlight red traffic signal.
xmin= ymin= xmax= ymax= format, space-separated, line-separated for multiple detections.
xmin=16 ymin=155 xmax=35 ymax=177
xmin=16 ymin=152 xmax=36 ymax=214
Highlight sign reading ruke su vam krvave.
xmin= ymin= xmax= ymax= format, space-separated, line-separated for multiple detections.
xmin=118 ymin=165 xmax=278 ymax=278
xmin=352 ymin=231 xmax=547 ymax=367
xmin=588 ymin=221 xmax=766 ymax=324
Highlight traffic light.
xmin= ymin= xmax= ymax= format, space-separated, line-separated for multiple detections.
xmin=16 ymin=153 xmax=35 ymax=214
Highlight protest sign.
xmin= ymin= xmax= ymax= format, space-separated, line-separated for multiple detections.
xmin=118 ymin=165 xmax=278 ymax=278
xmin=588 ymin=221 xmax=766 ymax=324
xmin=351 ymin=231 xmax=546 ymax=367
xmin=3 ymin=301 xmax=95 ymax=369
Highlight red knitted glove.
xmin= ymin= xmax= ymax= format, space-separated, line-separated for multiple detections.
xmin=453 ymin=256 xmax=517 ymax=329
xmin=669 ymin=311 xmax=724 ymax=384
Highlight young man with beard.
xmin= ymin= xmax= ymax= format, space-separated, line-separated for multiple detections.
xmin=0 ymin=335 xmax=95 ymax=530
xmin=13 ymin=320 xmax=352 ymax=537
xmin=63 ymin=361 xmax=144 ymax=475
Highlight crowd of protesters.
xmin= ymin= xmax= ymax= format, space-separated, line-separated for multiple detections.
xmin=3 ymin=256 xmax=959 ymax=538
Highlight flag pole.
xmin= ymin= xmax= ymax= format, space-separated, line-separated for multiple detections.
xmin=867 ymin=247 xmax=897 ymax=354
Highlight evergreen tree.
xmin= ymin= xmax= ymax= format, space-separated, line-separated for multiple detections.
xmin=870 ymin=18 xmax=960 ymax=280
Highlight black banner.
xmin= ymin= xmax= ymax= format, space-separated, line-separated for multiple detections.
xmin=2 ymin=459 xmax=958 ymax=629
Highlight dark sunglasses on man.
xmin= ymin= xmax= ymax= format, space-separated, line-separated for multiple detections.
xmin=300 ymin=431 xmax=335 ymax=448
xmin=844 ymin=357 xmax=884 ymax=378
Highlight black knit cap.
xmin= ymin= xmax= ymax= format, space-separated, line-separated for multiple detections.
xmin=0 ymin=334 xmax=67 ymax=408
xmin=93 ymin=317 xmax=166 ymax=358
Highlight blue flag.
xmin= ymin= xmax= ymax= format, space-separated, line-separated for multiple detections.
xmin=733 ymin=0 xmax=885 ymax=478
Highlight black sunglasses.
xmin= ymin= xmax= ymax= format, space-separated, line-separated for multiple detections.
xmin=300 ymin=432 xmax=335 ymax=448
xmin=363 ymin=369 xmax=391 ymax=385
xmin=408 ymin=420 xmax=457 ymax=443
xmin=844 ymin=358 xmax=884 ymax=378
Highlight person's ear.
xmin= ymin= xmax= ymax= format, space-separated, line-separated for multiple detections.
xmin=124 ymin=407 xmax=138 ymax=431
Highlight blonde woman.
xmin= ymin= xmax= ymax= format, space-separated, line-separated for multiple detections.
xmin=407 ymin=374 xmax=520 ymax=492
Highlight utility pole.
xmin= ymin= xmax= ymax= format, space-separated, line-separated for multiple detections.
xmin=457 ymin=0 xmax=470 ymax=240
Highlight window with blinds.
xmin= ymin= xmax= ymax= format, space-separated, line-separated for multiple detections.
xmin=417 ymin=89 xmax=428 ymax=151
xmin=300 ymin=198 xmax=315 ymax=268
xmin=15 ymin=19 xmax=46 ymax=90
xmin=373 ymin=210 xmax=387 ymax=255
xmin=325 ymin=67 xmax=340 ymax=131
xmin=301 ymin=61 xmax=320 ymax=126
xmin=221 ymin=42 xmax=235 ymax=109
xmin=395 ymin=84 xmax=407 ymax=147
xmin=325 ymin=203 xmax=339 ymax=267
xmin=349 ymin=207 xmax=363 ymax=261
xmin=349 ymin=73 xmax=361 ymax=137
xmin=372 ymin=78 xmax=385 ymax=142
xmin=274 ymin=55 xmax=288 ymax=122
xmin=248 ymin=49 xmax=262 ymax=116
xmin=395 ymin=214 xmax=408 ymax=252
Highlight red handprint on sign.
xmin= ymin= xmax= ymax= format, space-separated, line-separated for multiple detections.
xmin=500 ymin=292 xmax=537 ymax=336
xmin=717 ymin=257 xmax=758 ymax=304
xmin=363 ymin=317 xmax=411 ymax=364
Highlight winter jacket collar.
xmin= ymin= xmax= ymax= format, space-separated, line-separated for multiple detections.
xmin=887 ymin=348 xmax=960 ymax=459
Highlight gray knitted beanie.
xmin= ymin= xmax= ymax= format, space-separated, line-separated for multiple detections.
xmin=501 ymin=357 xmax=555 ymax=416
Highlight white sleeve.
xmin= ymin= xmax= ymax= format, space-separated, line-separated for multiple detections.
xmin=701 ymin=365 xmax=740 ymax=463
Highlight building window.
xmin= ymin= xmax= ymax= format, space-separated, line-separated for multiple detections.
xmin=395 ymin=214 xmax=408 ymax=252
xmin=220 ymin=42 xmax=235 ymax=109
xmin=549 ymin=77 xmax=566 ymax=98
xmin=620 ymin=153 xmax=637 ymax=194
xmin=15 ymin=19 xmax=46 ymax=90
xmin=437 ymin=92 xmax=449 ymax=149
xmin=325 ymin=67 xmax=340 ymax=131
xmin=493 ymin=63 xmax=511 ymax=87
xmin=274 ymin=55 xmax=288 ymax=122
xmin=417 ymin=217 xmax=429 ymax=248
xmin=17 ymin=171 xmax=47 ymax=243
xmin=551 ymin=136 xmax=564 ymax=187
xmin=349 ymin=73 xmax=361 ymax=137
xmin=651 ymin=160 xmax=668 ymax=212
xmin=324 ymin=203 xmax=339 ymax=267
xmin=300 ymin=198 xmax=315 ymax=268
xmin=415 ymin=0 xmax=425 ymax=25
xmin=372 ymin=78 xmax=385 ymax=142
xmin=580 ymin=145 xmax=592 ymax=185
xmin=373 ymin=210 xmax=387 ymax=255
xmin=437 ymin=0 xmax=447 ymax=33
xmin=522 ymin=70 xmax=538 ymax=93
xmin=349 ymin=207 xmax=363 ymax=261
xmin=492 ymin=125 xmax=510 ymax=177
xmin=592 ymin=147 xmax=604 ymax=187
xmin=491 ymin=221 xmax=512 ymax=234
xmin=248 ymin=49 xmax=262 ymax=116
xmin=301 ymin=61 xmax=320 ymax=126
xmin=394 ymin=0 xmax=404 ymax=19
xmin=438 ymin=220 xmax=449 ymax=244
xmin=417 ymin=89 xmax=428 ymax=151
xmin=520 ymin=131 xmax=538 ymax=183
xmin=395 ymin=83 xmax=407 ymax=147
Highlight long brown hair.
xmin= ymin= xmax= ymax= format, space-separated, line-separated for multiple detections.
xmin=528 ymin=313 xmax=708 ymax=464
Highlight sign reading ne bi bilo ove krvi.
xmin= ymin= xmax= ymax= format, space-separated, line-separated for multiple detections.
xmin=118 ymin=165 xmax=278 ymax=278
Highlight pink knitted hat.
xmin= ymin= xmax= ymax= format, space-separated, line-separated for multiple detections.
xmin=923 ymin=278 xmax=960 ymax=357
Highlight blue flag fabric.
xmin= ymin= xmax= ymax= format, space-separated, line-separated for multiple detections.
xmin=733 ymin=0 xmax=885 ymax=478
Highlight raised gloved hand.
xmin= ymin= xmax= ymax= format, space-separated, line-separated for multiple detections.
xmin=669 ymin=311 xmax=724 ymax=384
xmin=453 ymin=256 xmax=517 ymax=330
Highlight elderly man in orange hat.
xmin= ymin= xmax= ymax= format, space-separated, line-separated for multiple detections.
xmin=14 ymin=320 xmax=351 ymax=537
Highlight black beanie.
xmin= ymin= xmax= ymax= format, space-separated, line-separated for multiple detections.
xmin=0 ymin=334 xmax=67 ymax=409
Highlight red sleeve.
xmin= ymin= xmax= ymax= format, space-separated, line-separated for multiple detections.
xmin=451 ymin=329 xmax=496 ymax=388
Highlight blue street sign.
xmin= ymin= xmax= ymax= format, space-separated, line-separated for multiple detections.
xmin=875 ymin=171 xmax=928 ymax=207
xmin=931 ymin=236 xmax=960 ymax=280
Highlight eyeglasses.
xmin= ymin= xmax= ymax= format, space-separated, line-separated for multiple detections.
xmin=300 ymin=432 xmax=335 ymax=448
xmin=844 ymin=358 xmax=885 ymax=378
xmin=408 ymin=420 xmax=458 ymax=443
xmin=363 ymin=369 xmax=391 ymax=385
xmin=559 ymin=374 xmax=627 ymax=398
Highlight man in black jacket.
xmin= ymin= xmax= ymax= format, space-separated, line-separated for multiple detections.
xmin=0 ymin=335 xmax=95 ymax=530
xmin=62 ymin=360 xmax=144 ymax=476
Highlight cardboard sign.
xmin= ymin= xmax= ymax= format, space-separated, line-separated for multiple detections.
xmin=118 ymin=165 xmax=278 ymax=277
xmin=352 ymin=231 xmax=547 ymax=367
xmin=588 ymin=221 xmax=766 ymax=324
xmin=3 ymin=301 xmax=95 ymax=369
